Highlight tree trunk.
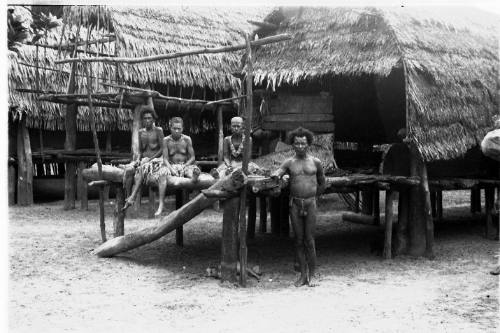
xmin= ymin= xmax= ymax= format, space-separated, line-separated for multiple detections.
xmin=77 ymin=161 xmax=88 ymax=210
xmin=395 ymin=189 xmax=410 ymax=255
xmin=8 ymin=164 xmax=16 ymax=205
xmin=64 ymin=62 xmax=78 ymax=210
xmin=485 ymin=187 xmax=498 ymax=240
xmin=16 ymin=117 xmax=33 ymax=206
xmin=221 ymin=196 xmax=240 ymax=283
xmin=94 ymin=170 xmax=246 ymax=257
xmin=408 ymin=147 xmax=428 ymax=257
xmin=383 ymin=190 xmax=397 ymax=259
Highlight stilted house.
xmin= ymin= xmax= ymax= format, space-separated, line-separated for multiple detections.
xmin=250 ymin=7 xmax=500 ymax=253
xmin=8 ymin=5 xmax=267 ymax=205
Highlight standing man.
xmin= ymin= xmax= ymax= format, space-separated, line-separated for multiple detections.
xmin=271 ymin=127 xmax=326 ymax=287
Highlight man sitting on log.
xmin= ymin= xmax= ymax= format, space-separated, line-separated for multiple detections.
xmin=124 ymin=105 xmax=166 ymax=213
xmin=271 ymin=127 xmax=325 ymax=287
xmin=211 ymin=116 xmax=262 ymax=178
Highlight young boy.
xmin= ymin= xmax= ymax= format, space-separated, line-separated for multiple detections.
xmin=271 ymin=127 xmax=326 ymax=287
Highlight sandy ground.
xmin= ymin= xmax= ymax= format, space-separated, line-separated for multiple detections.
xmin=8 ymin=191 xmax=499 ymax=333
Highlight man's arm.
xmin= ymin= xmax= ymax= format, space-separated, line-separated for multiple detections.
xmin=135 ymin=129 xmax=145 ymax=164
xmin=150 ymin=127 xmax=164 ymax=159
xmin=271 ymin=158 xmax=291 ymax=179
xmin=314 ymin=158 xmax=326 ymax=196
xmin=162 ymin=138 xmax=173 ymax=170
xmin=185 ymin=136 xmax=196 ymax=166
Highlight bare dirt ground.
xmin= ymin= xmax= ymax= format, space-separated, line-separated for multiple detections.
xmin=8 ymin=191 xmax=499 ymax=332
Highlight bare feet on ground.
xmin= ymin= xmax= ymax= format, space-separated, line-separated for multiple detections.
xmin=294 ymin=274 xmax=308 ymax=287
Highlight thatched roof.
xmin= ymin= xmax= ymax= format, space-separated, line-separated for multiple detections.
xmin=8 ymin=8 xmax=132 ymax=132
xmin=64 ymin=6 xmax=267 ymax=91
xmin=252 ymin=7 xmax=499 ymax=161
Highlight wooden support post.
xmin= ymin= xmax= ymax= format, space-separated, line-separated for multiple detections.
xmin=280 ymin=192 xmax=290 ymax=237
xmin=103 ymin=132 xmax=112 ymax=201
xmin=421 ymin=161 xmax=435 ymax=258
xmin=395 ymin=189 xmax=410 ymax=255
xmin=430 ymin=191 xmax=437 ymax=218
xmin=372 ymin=189 xmax=380 ymax=225
xmin=175 ymin=190 xmax=184 ymax=246
xmin=221 ymin=197 xmax=240 ymax=283
xmin=130 ymin=104 xmax=142 ymax=218
xmin=270 ymin=196 xmax=281 ymax=235
xmin=113 ymin=185 xmax=125 ymax=237
xmin=16 ymin=117 xmax=33 ymax=206
xmin=361 ymin=190 xmax=373 ymax=214
xmin=77 ymin=161 xmax=88 ymax=210
xmin=485 ymin=187 xmax=498 ymax=240
xmin=436 ymin=190 xmax=443 ymax=221
xmin=99 ymin=188 xmax=106 ymax=242
xmin=259 ymin=196 xmax=267 ymax=233
xmin=148 ymin=187 xmax=156 ymax=219
xmin=8 ymin=164 xmax=16 ymax=205
xmin=64 ymin=61 xmax=78 ymax=210
xmin=383 ymin=189 xmax=397 ymax=259
xmin=247 ymin=193 xmax=256 ymax=239
xmin=217 ymin=105 xmax=224 ymax=165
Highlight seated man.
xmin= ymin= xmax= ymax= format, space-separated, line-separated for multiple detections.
xmin=124 ymin=104 xmax=165 ymax=212
xmin=211 ymin=116 xmax=262 ymax=178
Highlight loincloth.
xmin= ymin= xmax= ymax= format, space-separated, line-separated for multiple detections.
xmin=166 ymin=163 xmax=200 ymax=177
xmin=289 ymin=196 xmax=317 ymax=217
xmin=138 ymin=158 xmax=169 ymax=185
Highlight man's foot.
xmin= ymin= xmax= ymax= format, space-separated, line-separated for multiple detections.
xmin=294 ymin=274 xmax=308 ymax=287
xmin=122 ymin=197 xmax=135 ymax=211
xmin=293 ymin=262 xmax=300 ymax=272
xmin=210 ymin=168 xmax=220 ymax=179
xmin=154 ymin=206 xmax=163 ymax=217
xmin=192 ymin=167 xmax=201 ymax=182
xmin=307 ymin=273 xmax=319 ymax=287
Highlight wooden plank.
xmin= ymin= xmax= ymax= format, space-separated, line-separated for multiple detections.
xmin=263 ymin=113 xmax=333 ymax=122
xmin=270 ymin=93 xmax=332 ymax=115
xmin=262 ymin=121 xmax=334 ymax=132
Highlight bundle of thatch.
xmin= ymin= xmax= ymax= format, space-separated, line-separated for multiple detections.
xmin=252 ymin=7 xmax=499 ymax=161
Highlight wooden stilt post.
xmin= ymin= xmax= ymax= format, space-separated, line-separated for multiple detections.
xmin=383 ymin=189 xmax=397 ymax=259
xmin=420 ymin=160 xmax=435 ymax=258
xmin=280 ymin=192 xmax=290 ymax=237
xmin=395 ymin=188 xmax=409 ymax=255
xmin=373 ymin=189 xmax=380 ymax=225
xmin=221 ymin=197 xmax=239 ymax=283
xmin=113 ymin=185 xmax=125 ymax=237
xmin=16 ymin=116 xmax=33 ymax=206
xmin=247 ymin=193 xmax=256 ymax=239
xmin=77 ymin=161 xmax=88 ymax=210
xmin=63 ymin=60 xmax=78 ymax=210
xmin=148 ymin=187 xmax=156 ymax=218
xmin=130 ymin=104 xmax=142 ymax=218
xmin=103 ymin=131 xmax=112 ymax=201
xmin=270 ymin=196 xmax=281 ymax=235
xmin=217 ymin=105 xmax=224 ymax=165
xmin=8 ymin=162 xmax=16 ymax=205
xmin=485 ymin=187 xmax=497 ymax=240
xmin=430 ymin=191 xmax=437 ymax=218
xmin=436 ymin=190 xmax=443 ymax=221
xmin=259 ymin=196 xmax=267 ymax=233
xmin=175 ymin=190 xmax=184 ymax=246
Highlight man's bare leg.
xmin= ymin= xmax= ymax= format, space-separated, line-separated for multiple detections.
xmin=305 ymin=200 xmax=318 ymax=287
xmin=290 ymin=203 xmax=308 ymax=287
xmin=185 ymin=165 xmax=201 ymax=182
xmin=154 ymin=176 xmax=167 ymax=217
xmin=123 ymin=172 xmax=143 ymax=210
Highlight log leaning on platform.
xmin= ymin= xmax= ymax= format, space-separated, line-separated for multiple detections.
xmin=342 ymin=212 xmax=376 ymax=225
xmin=93 ymin=170 xmax=247 ymax=257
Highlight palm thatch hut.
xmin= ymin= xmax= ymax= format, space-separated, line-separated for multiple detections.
xmin=250 ymin=6 xmax=500 ymax=254
xmin=8 ymin=5 xmax=267 ymax=205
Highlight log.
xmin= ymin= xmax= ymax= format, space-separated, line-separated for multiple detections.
xmin=421 ymin=162 xmax=435 ymax=258
xmin=342 ymin=212 xmax=377 ymax=225
xmin=88 ymin=180 xmax=110 ymax=187
xmin=395 ymin=189 xmax=410 ymax=255
xmin=221 ymin=197 xmax=240 ymax=283
xmin=259 ymin=196 xmax=267 ymax=233
xmin=485 ymin=187 xmax=498 ymax=240
xmin=247 ymin=20 xmax=279 ymax=30
xmin=56 ymin=34 xmax=292 ymax=64
xmin=383 ymin=190 xmax=397 ymax=259
xmin=131 ymin=105 xmax=142 ymax=161
xmin=217 ymin=106 xmax=224 ymax=165
xmin=16 ymin=117 xmax=33 ymax=206
xmin=93 ymin=170 xmax=247 ymax=257
xmin=429 ymin=178 xmax=479 ymax=190
xmin=327 ymin=175 xmax=420 ymax=188
xmin=113 ymin=186 xmax=125 ymax=237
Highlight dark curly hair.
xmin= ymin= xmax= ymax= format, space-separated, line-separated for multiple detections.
xmin=140 ymin=105 xmax=157 ymax=120
xmin=287 ymin=127 xmax=314 ymax=145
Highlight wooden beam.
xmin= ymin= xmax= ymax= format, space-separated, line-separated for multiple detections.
xmin=217 ymin=105 xmax=224 ymax=165
xmin=77 ymin=161 xmax=88 ymax=210
xmin=63 ymin=61 xmax=78 ymax=210
xmin=247 ymin=20 xmax=279 ymax=30
xmin=113 ymin=185 xmax=125 ymax=237
xmin=342 ymin=212 xmax=376 ymax=225
xmin=56 ymin=34 xmax=291 ymax=64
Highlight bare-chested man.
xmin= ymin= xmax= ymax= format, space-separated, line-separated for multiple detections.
xmin=211 ymin=116 xmax=261 ymax=178
xmin=124 ymin=105 xmax=165 ymax=212
xmin=271 ymin=127 xmax=325 ymax=287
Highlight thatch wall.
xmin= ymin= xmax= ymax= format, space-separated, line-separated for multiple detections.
xmin=252 ymin=7 xmax=499 ymax=161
